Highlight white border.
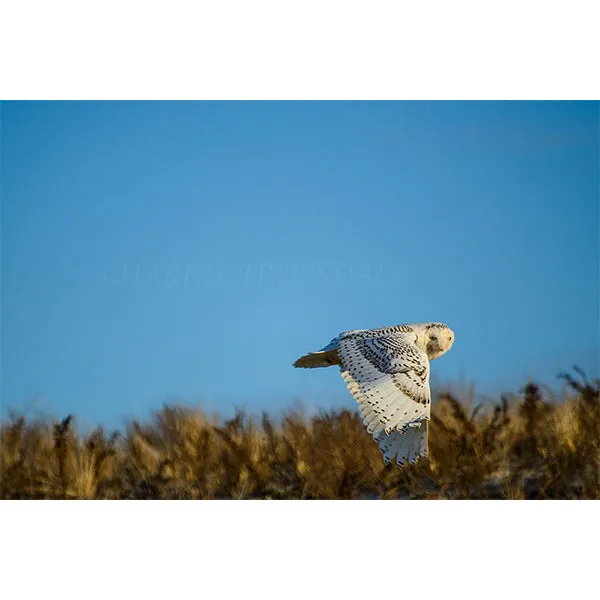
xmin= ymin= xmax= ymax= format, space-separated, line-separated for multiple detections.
xmin=1 ymin=501 xmax=598 ymax=600
xmin=1 ymin=1 xmax=599 ymax=99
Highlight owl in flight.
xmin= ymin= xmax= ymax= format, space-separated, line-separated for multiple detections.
xmin=294 ymin=322 xmax=454 ymax=467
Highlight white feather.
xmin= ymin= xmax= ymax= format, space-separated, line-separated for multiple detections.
xmin=338 ymin=328 xmax=433 ymax=465
xmin=294 ymin=321 xmax=455 ymax=469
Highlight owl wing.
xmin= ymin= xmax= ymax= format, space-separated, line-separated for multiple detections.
xmin=337 ymin=331 xmax=431 ymax=460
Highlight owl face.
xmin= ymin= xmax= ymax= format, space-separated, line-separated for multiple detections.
xmin=423 ymin=324 xmax=454 ymax=360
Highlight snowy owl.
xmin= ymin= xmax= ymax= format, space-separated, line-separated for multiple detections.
xmin=293 ymin=322 xmax=454 ymax=467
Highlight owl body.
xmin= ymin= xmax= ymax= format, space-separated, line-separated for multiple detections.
xmin=294 ymin=322 xmax=454 ymax=467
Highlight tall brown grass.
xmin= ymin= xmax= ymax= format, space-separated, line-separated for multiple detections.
xmin=1 ymin=368 xmax=598 ymax=499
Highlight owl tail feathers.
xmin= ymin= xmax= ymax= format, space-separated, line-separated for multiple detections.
xmin=293 ymin=349 xmax=341 ymax=369
xmin=378 ymin=423 xmax=429 ymax=468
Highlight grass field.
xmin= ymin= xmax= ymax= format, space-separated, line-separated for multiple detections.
xmin=1 ymin=368 xmax=598 ymax=499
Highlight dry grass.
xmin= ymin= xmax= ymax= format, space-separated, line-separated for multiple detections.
xmin=1 ymin=368 xmax=598 ymax=499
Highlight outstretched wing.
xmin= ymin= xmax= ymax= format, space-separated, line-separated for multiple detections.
xmin=337 ymin=332 xmax=431 ymax=463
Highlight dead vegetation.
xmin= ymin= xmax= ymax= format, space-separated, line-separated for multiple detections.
xmin=1 ymin=368 xmax=598 ymax=499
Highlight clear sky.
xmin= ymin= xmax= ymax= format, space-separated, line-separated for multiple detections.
xmin=1 ymin=101 xmax=598 ymax=428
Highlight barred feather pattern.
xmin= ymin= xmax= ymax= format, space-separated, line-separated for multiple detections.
xmin=337 ymin=330 xmax=431 ymax=466
xmin=294 ymin=322 xmax=454 ymax=467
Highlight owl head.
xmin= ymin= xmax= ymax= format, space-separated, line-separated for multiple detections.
xmin=415 ymin=322 xmax=454 ymax=360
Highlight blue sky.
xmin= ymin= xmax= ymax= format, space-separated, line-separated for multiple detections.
xmin=1 ymin=101 xmax=598 ymax=428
